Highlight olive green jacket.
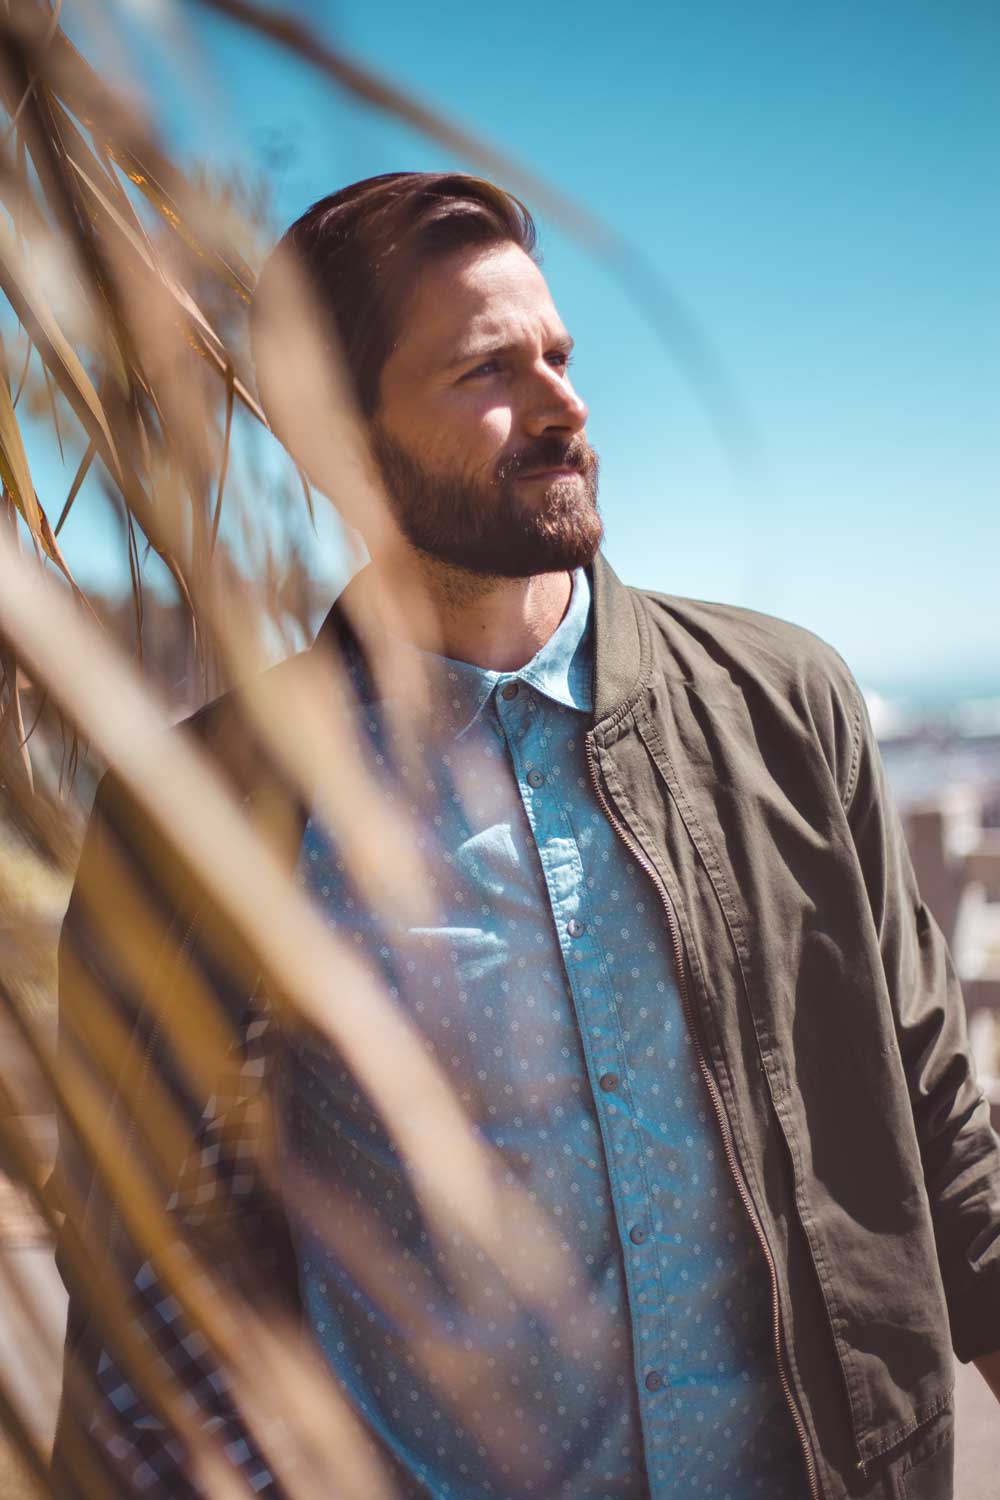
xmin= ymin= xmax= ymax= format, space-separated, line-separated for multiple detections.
xmin=51 ymin=550 xmax=1000 ymax=1498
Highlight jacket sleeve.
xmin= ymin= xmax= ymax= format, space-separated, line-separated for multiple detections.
xmin=48 ymin=768 xmax=296 ymax=1497
xmin=841 ymin=671 xmax=1000 ymax=1362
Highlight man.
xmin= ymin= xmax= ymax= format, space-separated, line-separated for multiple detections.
xmin=51 ymin=173 xmax=1000 ymax=1499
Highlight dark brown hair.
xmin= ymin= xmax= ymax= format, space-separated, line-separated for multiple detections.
xmin=250 ymin=171 xmax=537 ymax=423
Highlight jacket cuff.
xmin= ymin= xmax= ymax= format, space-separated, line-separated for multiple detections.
xmin=949 ymin=1269 xmax=1000 ymax=1362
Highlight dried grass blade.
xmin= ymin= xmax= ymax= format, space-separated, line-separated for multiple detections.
xmin=10 ymin=330 xmax=33 ymax=409
xmin=0 ymin=217 xmax=122 ymax=483
xmin=0 ymin=334 xmax=41 ymax=536
xmin=0 ymin=226 xmax=194 ymax=601
xmin=66 ymin=149 xmax=170 ymax=278
xmin=68 ymin=148 xmax=226 ymax=358
xmin=54 ymin=435 xmax=95 ymax=535
xmin=107 ymin=149 xmax=255 ymax=300
xmin=39 ymin=24 xmax=256 ymax=298
xmin=41 ymin=358 xmax=65 ymax=462
xmin=49 ymin=88 xmax=152 ymax=240
xmin=17 ymin=681 xmax=48 ymax=749
xmin=0 ymin=0 xmax=62 ymax=152
xmin=210 ymin=355 xmax=235 ymax=554
xmin=66 ymin=150 xmax=265 ymax=424
xmin=34 ymin=494 xmax=82 ymax=588
xmin=124 ymin=501 xmax=144 ymax=666
xmin=0 ymin=637 xmax=34 ymax=791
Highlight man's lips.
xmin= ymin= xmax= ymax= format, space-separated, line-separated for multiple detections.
xmin=515 ymin=466 xmax=581 ymax=481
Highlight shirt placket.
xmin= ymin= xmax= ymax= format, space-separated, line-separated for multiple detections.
xmin=492 ymin=676 xmax=677 ymax=1492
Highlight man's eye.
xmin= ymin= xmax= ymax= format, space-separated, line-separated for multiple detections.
xmin=548 ymin=351 xmax=574 ymax=371
xmin=464 ymin=360 xmax=500 ymax=379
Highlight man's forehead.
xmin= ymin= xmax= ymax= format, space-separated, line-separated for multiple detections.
xmin=396 ymin=243 xmax=567 ymax=366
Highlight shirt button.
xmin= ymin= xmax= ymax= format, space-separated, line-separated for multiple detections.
xmin=598 ymin=1072 xmax=619 ymax=1092
xmin=501 ymin=682 xmax=519 ymax=700
xmin=527 ymin=768 xmax=545 ymax=787
xmin=644 ymin=1370 xmax=663 ymax=1392
xmin=629 ymin=1225 xmax=647 ymax=1245
xmin=566 ymin=917 xmax=585 ymax=938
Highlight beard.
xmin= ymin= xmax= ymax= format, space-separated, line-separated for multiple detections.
xmin=368 ymin=422 xmax=604 ymax=579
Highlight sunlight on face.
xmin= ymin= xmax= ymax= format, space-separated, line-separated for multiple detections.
xmin=371 ymin=243 xmax=602 ymax=577
xmin=377 ymin=242 xmax=589 ymax=485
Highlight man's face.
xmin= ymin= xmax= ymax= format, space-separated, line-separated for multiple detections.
xmin=371 ymin=241 xmax=602 ymax=578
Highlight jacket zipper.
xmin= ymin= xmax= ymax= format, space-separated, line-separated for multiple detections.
xmin=585 ymin=736 xmax=821 ymax=1500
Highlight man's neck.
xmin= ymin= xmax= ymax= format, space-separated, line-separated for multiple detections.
xmin=371 ymin=553 xmax=574 ymax=672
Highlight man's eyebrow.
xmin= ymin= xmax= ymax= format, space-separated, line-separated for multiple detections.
xmin=443 ymin=333 xmax=575 ymax=372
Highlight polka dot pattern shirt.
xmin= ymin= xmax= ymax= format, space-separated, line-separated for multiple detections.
xmin=281 ymin=567 xmax=804 ymax=1498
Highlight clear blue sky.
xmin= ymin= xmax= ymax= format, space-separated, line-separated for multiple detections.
xmin=52 ymin=0 xmax=999 ymax=697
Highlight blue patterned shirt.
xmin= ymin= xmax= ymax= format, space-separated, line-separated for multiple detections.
xmin=281 ymin=567 xmax=804 ymax=1498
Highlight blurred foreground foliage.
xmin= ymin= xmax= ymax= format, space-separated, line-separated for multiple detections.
xmin=0 ymin=4 xmax=751 ymax=1496
xmin=0 ymin=3 xmax=443 ymax=1494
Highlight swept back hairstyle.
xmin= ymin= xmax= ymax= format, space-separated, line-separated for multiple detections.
xmin=250 ymin=171 xmax=538 ymax=428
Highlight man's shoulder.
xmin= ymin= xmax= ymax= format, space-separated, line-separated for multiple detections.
xmin=634 ymin=584 xmax=858 ymax=699
xmin=174 ymin=643 xmax=314 ymax=751
xmin=631 ymin=585 xmax=865 ymax=806
xmin=91 ymin=645 xmax=313 ymax=848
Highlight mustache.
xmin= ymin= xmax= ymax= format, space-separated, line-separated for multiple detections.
xmin=494 ymin=434 xmax=594 ymax=485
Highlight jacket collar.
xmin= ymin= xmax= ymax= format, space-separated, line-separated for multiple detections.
xmin=311 ymin=547 xmax=648 ymax=729
xmin=588 ymin=548 xmax=648 ymax=723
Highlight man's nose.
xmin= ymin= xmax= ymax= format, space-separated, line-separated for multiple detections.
xmin=523 ymin=365 xmax=589 ymax=437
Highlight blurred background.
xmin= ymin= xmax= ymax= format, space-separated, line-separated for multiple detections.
xmin=0 ymin=0 xmax=997 ymax=1494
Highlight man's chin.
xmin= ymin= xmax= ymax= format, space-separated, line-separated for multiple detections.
xmin=475 ymin=524 xmax=604 ymax=579
xmin=409 ymin=525 xmax=600 ymax=579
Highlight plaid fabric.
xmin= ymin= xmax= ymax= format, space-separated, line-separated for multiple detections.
xmin=86 ymin=992 xmax=284 ymax=1498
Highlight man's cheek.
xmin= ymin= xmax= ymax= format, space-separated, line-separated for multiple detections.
xmin=478 ymin=409 xmax=515 ymax=465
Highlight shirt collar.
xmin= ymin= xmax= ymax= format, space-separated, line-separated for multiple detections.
xmin=518 ymin=565 xmax=593 ymax=714
xmin=374 ymin=567 xmax=594 ymax=740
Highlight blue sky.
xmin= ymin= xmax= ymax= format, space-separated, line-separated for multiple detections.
xmin=47 ymin=0 xmax=1000 ymax=696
